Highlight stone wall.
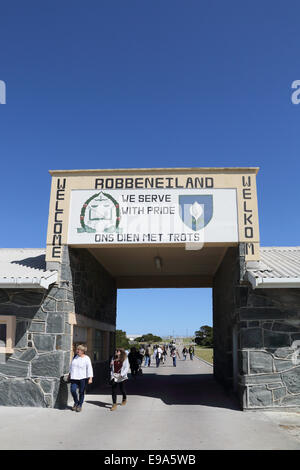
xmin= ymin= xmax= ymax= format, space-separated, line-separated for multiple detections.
xmin=213 ymin=246 xmax=240 ymax=390
xmin=213 ymin=245 xmax=300 ymax=410
xmin=238 ymin=287 xmax=300 ymax=409
xmin=66 ymin=247 xmax=116 ymax=325
xmin=64 ymin=247 xmax=117 ymax=387
xmin=0 ymin=285 xmax=72 ymax=407
xmin=0 ymin=246 xmax=117 ymax=407
xmin=3 ymin=242 xmax=299 ymax=410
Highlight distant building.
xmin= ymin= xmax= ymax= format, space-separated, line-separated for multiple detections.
xmin=126 ymin=334 xmax=140 ymax=342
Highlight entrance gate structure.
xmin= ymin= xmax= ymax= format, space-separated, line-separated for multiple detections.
xmin=0 ymin=167 xmax=299 ymax=409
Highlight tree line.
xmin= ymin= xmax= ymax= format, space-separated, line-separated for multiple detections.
xmin=194 ymin=325 xmax=213 ymax=347
xmin=116 ymin=327 xmax=213 ymax=349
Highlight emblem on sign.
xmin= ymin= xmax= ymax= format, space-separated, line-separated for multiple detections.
xmin=77 ymin=191 xmax=121 ymax=233
xmin=178 ymin=195 xmax=213 ymax=231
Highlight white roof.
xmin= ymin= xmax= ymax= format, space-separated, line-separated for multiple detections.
xmin=246 ymin=247 xmax=300 ymax=289
xmin=0 ymin=249 xmax=57 ymax=289
xmin=0 ymin=246 xmax=299 ymax=290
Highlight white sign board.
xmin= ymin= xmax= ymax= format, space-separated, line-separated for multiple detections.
xmin=67 ymin=188 xmax=238 ymax=245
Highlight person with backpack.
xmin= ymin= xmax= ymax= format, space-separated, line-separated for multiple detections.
xmin=68 ymin=344 xmax=93 ymax=412
xmin=110 ymin=348 xmax=129 ymax=411
xmin=128 ymin=347 xmax=143 ymax=377
xmin=189 ymin=345 xmax=195 ymax=360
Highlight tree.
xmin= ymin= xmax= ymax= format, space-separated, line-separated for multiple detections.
xmin=194 ymin=325 xmax=213 ymax=347
xmin=115 ymin=329 xmax=130 ymax=349
xmin=135 ymin=333 xmax=162 ymax=343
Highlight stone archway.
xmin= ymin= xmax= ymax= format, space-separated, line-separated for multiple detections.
xmin=0 ymin=167 xmax=299 ymax=409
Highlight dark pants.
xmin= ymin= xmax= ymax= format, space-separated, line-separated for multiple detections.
xmin=156 ymin=356 xmax=160 ymax=367
xmin=130 ymin=365 xmax=139 ymax=376
xmin=112 ymin=381 xmax=127 ymax=404
xmin=144 ymin=355 xmax=151 ymax=367
xmin=71 ymin=379 xmax=88 ymax=407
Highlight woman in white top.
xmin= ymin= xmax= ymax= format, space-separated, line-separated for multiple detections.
xmin=110 ymin=348 xmax=129 ymax=411
xmin=68 ymin=344 xmax=93 ymax=412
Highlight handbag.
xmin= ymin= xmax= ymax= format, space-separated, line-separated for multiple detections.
xmin=62 ymin=374 xmax=71 ymax=384
xmin=110 ymin=372 xmax=122 ymax=384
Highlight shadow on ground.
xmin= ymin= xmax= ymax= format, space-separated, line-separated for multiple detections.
xmin=85 ymin=368 xmax=240 ymax=411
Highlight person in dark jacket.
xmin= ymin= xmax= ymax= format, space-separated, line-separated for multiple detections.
xmin=182 ymin=347 xmax=188 ymax=360
xmin=189 ymin=345 xmax=195 ymax=360
xmin=128 ymin=347 xmax=143 ymax=377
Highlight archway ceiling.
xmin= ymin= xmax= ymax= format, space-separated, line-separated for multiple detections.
xmin=85 ymin=244 xmax=232 ymax=288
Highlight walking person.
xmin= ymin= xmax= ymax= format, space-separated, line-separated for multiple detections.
xmin=69 ymin=344 xmax=93 ymax=412
xmin=161 ymin=346 xmax=167 ymax=364
xmin=160 ymin=346 xmax=165 ymax=364
xmin=153 ymin=345 xmax=158 ymax=363
xmin=171 ymin=347 xmax=177 ymax=367
xmin=156 ymin=345 xmax=162 ymax=367
xmin=128 ymin=347 xmax=142 ymax=378
xmin=139 ymin=345 xmax=145 ymax=359
xmin=144 ymin=345 xmax=151 ymax=367
xmin=182 ymin=347 xmax=188 ymax=360
xmin=110 ymin=348 xmax=129 ymax=411
xmin=189 ymin=345 xmax=195 ymax=360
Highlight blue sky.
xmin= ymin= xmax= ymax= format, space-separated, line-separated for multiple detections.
xmin=0 ymin=1 xmax=299 ymax=336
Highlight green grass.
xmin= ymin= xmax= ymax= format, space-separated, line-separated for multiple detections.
xmin=194 ymin=347 xmax=213 ymax=364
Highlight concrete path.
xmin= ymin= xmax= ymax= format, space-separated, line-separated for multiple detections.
xmin=0 ymin=355 xmax=300 ymax=450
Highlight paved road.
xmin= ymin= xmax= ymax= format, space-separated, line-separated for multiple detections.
xmin=0 ymin=354 xmax=300 ymax=450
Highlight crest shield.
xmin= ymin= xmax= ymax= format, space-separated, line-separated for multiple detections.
xmin=179 ymin=195 xmax=213 ymax=231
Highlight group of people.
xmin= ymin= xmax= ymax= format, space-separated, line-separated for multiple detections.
xmin=125 ymin=343 xmax=195 ymax=371
xmin=125 ymin=344 xmax=168 ymax=371
xmin=152 ymin=345 xmax=167 ymax=367
xmin=169 ymin=344 xmax=194 ymax=366
xmin=68 ymin=342 xmax=196 ymax=412
xmin=68 ymin=344 xmax=130 ymax=413
xmin=182 ymin=345 xmax=195 ymax=361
